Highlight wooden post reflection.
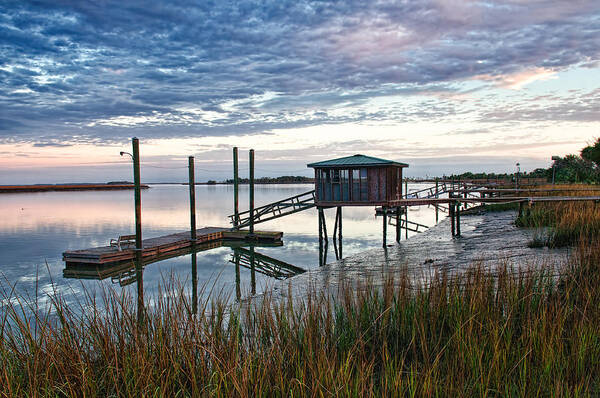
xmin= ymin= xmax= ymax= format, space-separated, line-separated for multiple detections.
xmin=250 ymin=246 xmax=256 ymax=295
xmin=234 ymin=250 xmax=241 ymax=301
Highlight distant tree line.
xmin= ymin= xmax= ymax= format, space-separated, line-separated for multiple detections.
xmin=447 ymin=138 xmax=600 ymax=184
xmin=223 ymin=175 xmax=314 ymax=184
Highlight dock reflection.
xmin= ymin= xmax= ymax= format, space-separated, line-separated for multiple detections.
xmin=63 ymin=241 xmax=305 ymax=313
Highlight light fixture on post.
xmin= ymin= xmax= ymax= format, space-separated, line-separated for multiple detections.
xmin=551 ymin=156 xmax=560 ymax=185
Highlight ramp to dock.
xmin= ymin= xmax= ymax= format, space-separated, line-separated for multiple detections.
xmin=63 ymin=227 xmax=283 ymax=266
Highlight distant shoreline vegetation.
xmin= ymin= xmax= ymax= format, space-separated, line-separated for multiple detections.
xmin=221 ymin=175 xmax=314 ymax=184
xmin=0 ymin=182 xmax=149 ymax=193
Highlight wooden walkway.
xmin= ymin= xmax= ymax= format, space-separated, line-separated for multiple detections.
xmin=63 ymin=227 xmax=283 ymax=265
xmin=389 ymin=195 xmax=600 ymax=207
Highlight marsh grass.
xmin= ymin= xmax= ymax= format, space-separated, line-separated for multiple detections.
xmin=516 ymin=185 xmax=600 ymax=247
xmin=2 ymin=244 xmax=600 ymax=396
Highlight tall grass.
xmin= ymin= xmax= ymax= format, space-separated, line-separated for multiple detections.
xmin=516 ymin=185 xmax=600 ymax=247
xmin=2 ymin=246 xmax=600 ymax=396
xmin=2 ymin=188 xmax=600 ymax=396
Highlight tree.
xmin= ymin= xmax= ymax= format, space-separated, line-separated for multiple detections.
xmin=581 ymin=137 xmax=600 ymax=168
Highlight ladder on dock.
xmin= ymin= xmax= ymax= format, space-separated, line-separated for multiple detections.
xmin=229 ymin=190 xmax=316 ymax=229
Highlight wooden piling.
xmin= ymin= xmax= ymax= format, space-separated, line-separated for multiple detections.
xmin=405 ymin=205 xmax=408 ymax=239
xmin=519 ymin=201 xmax=524 ymax=218
xmin=456 ymin=201 xmax=461 ymax=236
xmin=131 ymin=138 xmax=144 ymax=323
xmin=250 ymin=246 xmax=256 ymax=294
xmin=188 ymin=156 xmax=196 ymax=241
xmin=191 ymin=251 xmax=198 ymax=315
xmin=188 ymin=156 xmax=198 ymax=315
xmin=396 ymin=206 xmax=401 ymax=242
xmin=382 ymin=208 xmax=387 ymax=247
xmin=233 ymin=147 xmax=239 ymax=229
xmin=449 ymin=197 xmax=456 ymax=237
xmin=318 ymin=207 xmax=324 ymax=266
xmin=249 ymin=149 xmax=255 ymax=235
xmin=338 ymin=207 xmax=342 ymax=258
xmin=234 ymin=251 xmax=241 ymax=301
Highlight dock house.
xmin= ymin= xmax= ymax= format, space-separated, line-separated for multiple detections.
xmin=307 ymin=154 xmax=409 ymax=206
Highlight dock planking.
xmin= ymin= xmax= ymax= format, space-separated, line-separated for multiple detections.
xmin=63 ymin=227 xmax=283 ymax=265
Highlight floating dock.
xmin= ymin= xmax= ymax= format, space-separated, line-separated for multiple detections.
xmin=62 ymin=227 xmax=283 ymax=266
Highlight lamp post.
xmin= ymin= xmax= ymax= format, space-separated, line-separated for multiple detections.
xmin=551 ymin=155 xmax=560 ymax=185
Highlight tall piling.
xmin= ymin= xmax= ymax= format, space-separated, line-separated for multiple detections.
xmin=188 ymin=156 xmax=197 ymax=315
xmin=188 ymin=156 xmax=196 ymax=241
xmin=233 ymin=147 xmax=239 ymax=229
xmin=132 ymin=137 xmax=144 ymax=323
xmin=249 ymin=149 xmax=255 ymax=235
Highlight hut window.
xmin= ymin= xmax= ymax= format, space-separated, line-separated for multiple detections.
xmin=341 ymin=169 xmax=349 ymax=201
xmin=332 ymin=169 xmax=341 ymax=200
xmin=352 ymin=169 xmax=360 ymax=200
xmin=324 ymin=169 xmax=332 ymax=201
xmin=360 ymin=168 xmax=368 ymax=201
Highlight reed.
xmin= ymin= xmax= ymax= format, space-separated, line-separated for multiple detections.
xmin=1 ymin=190 xmax=599 ymax=396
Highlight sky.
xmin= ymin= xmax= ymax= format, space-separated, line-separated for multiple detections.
xmin=1 ymin=0 xmax=599 ymax=183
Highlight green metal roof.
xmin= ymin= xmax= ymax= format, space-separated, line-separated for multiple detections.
xmin=307 ymin=154 xmax=409 ymax=168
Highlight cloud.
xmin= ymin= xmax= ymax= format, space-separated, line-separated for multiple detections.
xmin=0 ymin=0 xmax=598 ymax=145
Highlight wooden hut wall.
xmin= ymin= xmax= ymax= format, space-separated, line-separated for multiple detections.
xmin=314 ymin=166 xmax=404 ymax=204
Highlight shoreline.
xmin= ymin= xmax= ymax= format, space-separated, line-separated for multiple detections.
xmin=267 ymin=209 xmax=568 ymax=302
xmin=0 ymin=183 xmax=150 ymax=193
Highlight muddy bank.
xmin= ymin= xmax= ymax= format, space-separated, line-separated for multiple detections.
xmin=268 ymin=210 xmax=570 ymax=301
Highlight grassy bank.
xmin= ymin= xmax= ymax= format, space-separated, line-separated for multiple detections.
xmin=2 ymin=189 xmax=600 ymax=396
xmin=516 ymin=185 xmax=600 ymax=247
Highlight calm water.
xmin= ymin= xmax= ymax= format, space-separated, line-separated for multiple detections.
xmin=0 ymin=184 xmax=438 ymax=307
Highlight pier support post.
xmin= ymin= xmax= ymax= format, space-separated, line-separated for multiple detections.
xmin=396 ymin=207 xmax=401 ymax=243
xmin=188 ymin=156 xmax=198 ymax=315
xmin=382 ymin=208 xmax=387 ymax=247
xmin=456 ymin=201 xmax=461 ymax=236
xmin=338 ymin=207 xmax=342 ymax=259
xmin=132 ymin=137 xmax=144 ymax=323
xmin=332 ymin=206 xmax=342 ymax=259
xmin=250 ymin=246 xmax=256 ymax=295
xmin=191 ymin=252 xmax=198 ymax=314
xmin=249 ymin=149 xmax=255 ymax=236
xmin=234 ymin=250 xmax=241 ymax=301
xmin=405 ymin=206 xmax=408 ymax=239
xmin=189 ymin=156 xmax=197 ymax=241
xmin=518 ymin=201 xmax=524 ymax=218
xmin=450 ymin=197 xmax=456 ymax=237
xmin=233 ymin=147 xmax=239 ymax=229
xmin=435 ymin=179 xmax=439 ymax=223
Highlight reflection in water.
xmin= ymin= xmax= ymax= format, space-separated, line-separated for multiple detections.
xmin=4 ymin=183 xmax=438 ymax=309
xmin=63 ymin=242 xmax=305 ymax=308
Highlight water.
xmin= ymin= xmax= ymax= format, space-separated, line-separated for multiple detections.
xmin=0 ymin=183 xmax=438 ymax=308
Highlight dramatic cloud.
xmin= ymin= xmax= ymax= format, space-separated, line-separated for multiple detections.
xmin=1 ymin=0 xmax=599 ymax=147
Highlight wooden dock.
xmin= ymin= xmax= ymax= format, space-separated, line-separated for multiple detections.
xmin=63 ymin=240 xmax=284 ymax=284
xmin=62 ymin=227 xmax=283 ymax=266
